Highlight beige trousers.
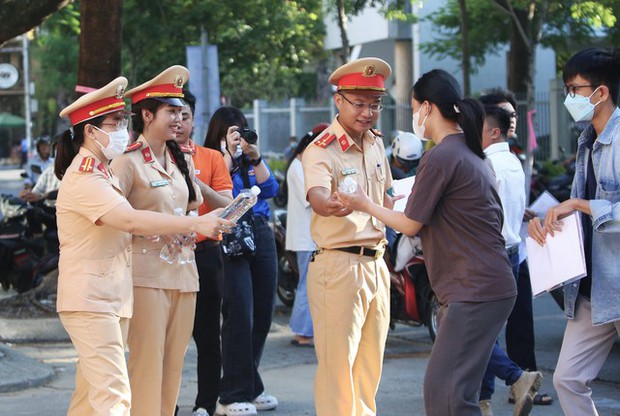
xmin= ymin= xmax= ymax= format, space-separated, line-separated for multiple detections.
xmin=308 ymin=249 xmax=390 ymax=416
xmin=127 ymin=287 xmax=196 ymax=416
xmin=59 ymin=311 xmax=131 ymax=416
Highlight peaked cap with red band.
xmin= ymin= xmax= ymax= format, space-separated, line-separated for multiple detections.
xmin=59 ymin=77 xmax=128 ymax=126
xmin=125 ymin=65 xmax=189 ymax=107
xmin=328 ymin=57 xmax=391 ymax=95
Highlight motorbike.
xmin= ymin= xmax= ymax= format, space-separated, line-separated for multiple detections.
xmin=388 ymin=234 xmax=439 ymax=341
xmin=0 ymin=193 xmax=59 ymax=293
xmin=271 ymin=209 xmax=298 ymax=307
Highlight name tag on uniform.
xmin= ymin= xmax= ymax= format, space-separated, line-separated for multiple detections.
xmin=150 ymin=179 xmax=170 ymax=187
xmin=341 ymin=168 xmax=357 ymax=176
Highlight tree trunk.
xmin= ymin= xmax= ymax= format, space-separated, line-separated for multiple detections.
xmin=457 ymin=0 xmax=471 ymax=96
xmin=0 ymin=0 xmax=70 ymax=46
xmin=336 ymin=0 xmax=350 ymax=64
xmin=77 ymin=0 xmax=123 ymax=96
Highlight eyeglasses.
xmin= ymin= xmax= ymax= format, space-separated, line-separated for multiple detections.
xmin=564 ymin=84 xmax=597 ymax=98
xmin=338 ymin=93 xmax=384 ymax=113
xmin=100 ymin=118 xmax=129 ymax=131
xmin=509 ymin=111 xmax=518 ymax=119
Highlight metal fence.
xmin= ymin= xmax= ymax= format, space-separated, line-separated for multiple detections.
xmin=243 ymin=92 xmax=561 ymax=161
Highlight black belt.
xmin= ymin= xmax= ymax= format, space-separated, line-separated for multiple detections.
xmin=334 ymin=245 xmax=382 ymax=258
xmin=195 ymin=240 xmax=220 ymax=252
xmin=506 ymin=245 xmax=519 ymax=257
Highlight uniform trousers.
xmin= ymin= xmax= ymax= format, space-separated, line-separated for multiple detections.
xmin=192 ymin=242 xmax=224 ymax=415
xmin=424 ymin=297 xmax=515 ymax=416
xmin=128 ymin=287 xmax=196 ymax=416
xmin=553 ymin=295 xmax=620 ymax=416
xmin=59 ymin=311 xmax=130 ymax=416
xmin=307 ymin=249 xmax=390 ymax=416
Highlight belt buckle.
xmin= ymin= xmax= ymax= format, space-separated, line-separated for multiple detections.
xmin=374 ymin=245 xmax=385 ymax=260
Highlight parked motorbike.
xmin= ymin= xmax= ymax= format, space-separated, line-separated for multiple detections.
xmin=271 ymin=209 xmax=298 ymax=307
xmin=388 ymin=234 xmax=439 ymax=341
xmin=0 ymin=193 xmax=59 ymax=293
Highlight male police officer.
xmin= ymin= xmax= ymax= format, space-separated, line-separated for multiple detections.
xmin=302 ymin=57 xmax=394 ymax=416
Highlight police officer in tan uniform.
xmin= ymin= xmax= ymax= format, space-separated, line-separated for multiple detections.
xmin=302 ymin=57 xmax=394 ymax=416
xmin=56 ymin=78 xmax=229 ymax=416
xmin=110 ymin=66 xmax=203 ymax=416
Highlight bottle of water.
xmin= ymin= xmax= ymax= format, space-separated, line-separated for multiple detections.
xmin=178 ymin=211 xmax=198 ymax=265
xmin=160 ymin=208 xmax=184 ymax=264
xmin=218 ymin=186 xmax=261 ymax=223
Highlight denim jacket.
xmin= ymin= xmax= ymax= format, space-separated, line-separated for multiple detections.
xmin=564 ymin=107 xmax=620 ymax=325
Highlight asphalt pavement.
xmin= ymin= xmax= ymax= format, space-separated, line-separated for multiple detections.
xmin=0 ymin=165 xmax=619 ymax=415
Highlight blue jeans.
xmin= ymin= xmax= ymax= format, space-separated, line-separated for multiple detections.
xmin=219 ymin=217 xmax=277 ymax=404
xmin=289 ymin=250 xmax=314 ymax=337
xmin=480 ymin=249 xmax=523 ymax=401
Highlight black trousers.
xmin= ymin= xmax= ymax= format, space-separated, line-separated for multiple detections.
xmin=219 ymin=218 xmax=277 ymax=404
xmin=192 ymin=242 xmax=225 ymax=414
xmin=505 ymin=260 xmax=538 ymax=370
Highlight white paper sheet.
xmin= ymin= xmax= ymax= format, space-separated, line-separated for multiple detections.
xmin=526 ymin=212 xmax=587 ymax=297
xmin=392 ymin=176 xmax=416 ymax=213
xmin=529 ymin=191 xmax=560 ymax=218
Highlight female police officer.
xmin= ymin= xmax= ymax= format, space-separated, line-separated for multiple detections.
xmin=110 ymin=66 xmax=204 ymax=416
xmin=56 ymin=77 xmax=230 ymax=416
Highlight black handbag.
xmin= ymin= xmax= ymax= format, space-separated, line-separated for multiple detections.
xmin=221 ymin=162 xmax=256 ymax=260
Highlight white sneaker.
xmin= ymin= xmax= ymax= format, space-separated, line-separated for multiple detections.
xmin=193 ymin=408 xmax=209 ymax=416
xmin=214 ymin=400 xmax=257 ymax=416
xmin=252 ymin=392 xmax=278 ymax=411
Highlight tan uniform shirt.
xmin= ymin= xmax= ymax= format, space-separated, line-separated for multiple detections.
xmin=56 ymin=147 xmax=133 ymax=317
xmin=111 ymin=135 xmax=203 ymax=292
xmin=302 ymin=116 xmax=392 ymax=249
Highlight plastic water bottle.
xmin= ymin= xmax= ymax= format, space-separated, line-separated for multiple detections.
xmin=218 ymin=186 xmax=261 ymax=223
xmin=178 ymin=211 xmax=198 ymax=265
xmin=339 ymin=176 xmax=357 ymax=194
xmin=160 ymin=208 xmax=184 ymax=264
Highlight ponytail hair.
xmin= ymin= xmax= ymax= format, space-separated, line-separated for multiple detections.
xmin=166 ymin=139 xmax=197 ymax=204
xmin=54 ymin=115 xmax=105 ymax=180
xmin=412 ymin=69 xmax=485 ymax=159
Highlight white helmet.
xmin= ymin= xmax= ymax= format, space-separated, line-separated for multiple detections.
xmin=391 ymin=131 xmax=424 ymax=161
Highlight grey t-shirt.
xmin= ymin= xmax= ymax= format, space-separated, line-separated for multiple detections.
xmin=404 ymin=134 xmax=516 ymax=304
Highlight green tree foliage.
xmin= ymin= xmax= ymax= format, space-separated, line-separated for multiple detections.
xmin=121 ymin=0 xmax=326 ymax=107
xmin=31 ymin=3 xmax=80 ymax=136
xmin=423 ymin=0 xmax=618 ymax=88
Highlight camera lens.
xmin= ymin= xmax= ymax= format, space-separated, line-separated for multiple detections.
xmin=240 ymin=127 xmax=258 ymax=144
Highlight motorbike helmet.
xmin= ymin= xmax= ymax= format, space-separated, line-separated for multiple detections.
xmin=392 ymin=131 xmax=424 ymax=172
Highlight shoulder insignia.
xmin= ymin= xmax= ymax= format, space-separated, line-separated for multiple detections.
xmin=314 ymin=132 xmax=336 ymax=148
xmin=78 ymin=157 xmax=95 ymax=173
xmin=141 ymin=147 xmax=154 ymax=164
xmin=371 ymin=128 xmax=384 ymax=137
xmin=97 ymin=162 xmax=109 ymax=178
xmin=124 ymin=141 xmax=143 ymax=153
xmin=338 ymin=134 xmax=351 ymax=152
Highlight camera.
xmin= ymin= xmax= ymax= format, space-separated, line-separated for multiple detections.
xmin=239 ymin=127 xmax=258 ymax=144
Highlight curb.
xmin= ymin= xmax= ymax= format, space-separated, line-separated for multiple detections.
xmin=0 ymin=317 xmax=70 ymax=344
xmin=0 ymin=343 xmax=55 ymax=393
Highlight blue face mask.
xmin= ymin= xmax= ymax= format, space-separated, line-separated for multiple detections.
xmin=563 ymin=87 xmax=601 ymax=122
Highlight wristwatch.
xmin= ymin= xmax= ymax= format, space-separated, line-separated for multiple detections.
xmin=249 ymin=156 xmax=262 ymax=166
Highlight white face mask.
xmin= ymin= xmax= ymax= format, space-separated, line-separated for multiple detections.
xmin=412 ymin=104 xmax=429 ymax=139
xmin=563 ymin=87 xmax=601 ymax=122
xmin=93 ymin=126 xmax=130 ymax=160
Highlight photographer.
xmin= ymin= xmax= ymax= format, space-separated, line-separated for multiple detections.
xmin=204 ymin=107 xmax=280 ymax=416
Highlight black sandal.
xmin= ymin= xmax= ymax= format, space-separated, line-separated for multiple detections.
xmin=509 ymin=392 xmax=554 ymax=406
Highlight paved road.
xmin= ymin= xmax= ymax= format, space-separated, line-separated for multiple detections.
xmin=0 ymin=166 xmax=619 ymax=415
xmin=1 ymin=294 xmax=619 ymax=415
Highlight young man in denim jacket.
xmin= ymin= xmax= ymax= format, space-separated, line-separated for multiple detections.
xmin=528 ymin=47 xmax=620 ymax=416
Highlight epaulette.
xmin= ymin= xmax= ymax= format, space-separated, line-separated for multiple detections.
xmin=78 ymin=157 xmax=95 ymax=173
xmin=371 ymin=128 xmax=384 ymax=137
xmin=124 ymin=141 xmax=143 ymax=153
xmin=313 ymin=132 xmax=336 ymax=149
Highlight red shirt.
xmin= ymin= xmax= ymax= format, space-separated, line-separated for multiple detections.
xmin=190 ymin=141 xmax=233 ymax=242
